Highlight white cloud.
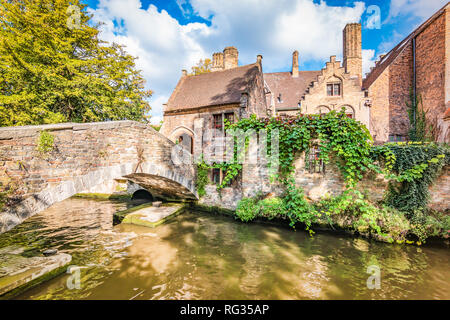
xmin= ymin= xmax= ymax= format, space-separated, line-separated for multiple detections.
xmin=362 ymin=49 xmax=376 ymax=77
xmin=89 ymin=0 xmax=367 ymax=124
xmin=387 ymin=0 xmax=447 ymax=20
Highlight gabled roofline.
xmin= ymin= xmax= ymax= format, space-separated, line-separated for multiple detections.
xmin=363 ymin=2 xmax=449 ymax=89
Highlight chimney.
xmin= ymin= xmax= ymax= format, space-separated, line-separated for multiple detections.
xmin=182 ymin=69 xmax=188 ymax=77
xmin=257 ymin=54 xmax=263 ymax=71
xmin=292 ymin=50 xmax=299 ymax=78
xmin=223 ymin=46 xmax=238 ymax=69
xmin=343 ymin=23 xmax=362 ymax=83
xmin=211 ymin=52 xmax=224 ymax=72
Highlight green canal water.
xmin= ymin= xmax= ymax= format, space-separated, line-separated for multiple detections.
xmin=0 ymin=197 xmax=449 ymax=300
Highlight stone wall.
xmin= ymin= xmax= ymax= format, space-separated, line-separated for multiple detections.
xmin=0 ymin=121 xmax=195 ymax=233
xmin=200 ymin=152 xmax=346 ymax=210
xmin=199 ymin=150 xmax=450 ymax=213
xmin=429 ymin=165 xmax=450 ymax=212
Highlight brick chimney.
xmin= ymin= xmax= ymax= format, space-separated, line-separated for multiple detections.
xmin=343 ymin=23 xmax=362 ymax=83
xmin=292 ymin=50 xmax=299 ymax=78
xmin=211 ymin=52 xmax=224 ymax=72
xmin=223 ymin=47 xmax=238 ymax=69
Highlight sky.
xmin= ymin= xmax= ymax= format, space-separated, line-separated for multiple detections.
xmin=82 ymin=0 xmax=448 ymax=124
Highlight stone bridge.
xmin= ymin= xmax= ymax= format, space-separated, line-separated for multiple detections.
xmin=0 ymin=121 xmax=196 ymax=233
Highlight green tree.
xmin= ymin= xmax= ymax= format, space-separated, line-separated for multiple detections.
xmin=190 ymin=58 xmax=212 ymax=75
xmin=0 ymin=0 xmax=152 ymax=127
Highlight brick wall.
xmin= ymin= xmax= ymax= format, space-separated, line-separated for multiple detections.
xmin=368 ymin=66 xmax=390 ymax=142
xmin=367 ymin=6 xmax=449 ymax=143
xmin=388 ymin=41 xmax=413 ymax=137
xmin=416 ymin=12 xmax=446 ymax=139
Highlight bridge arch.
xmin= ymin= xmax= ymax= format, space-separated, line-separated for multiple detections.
xmin=0 ymin=121 xmax=197 ymax=233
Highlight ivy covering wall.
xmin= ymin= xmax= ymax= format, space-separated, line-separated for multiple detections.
xmin=196 ymin=111 xmax=450 ymax=244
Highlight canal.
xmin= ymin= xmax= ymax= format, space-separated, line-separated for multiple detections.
xmin=0 ymin=198 xmax=449 ymax=299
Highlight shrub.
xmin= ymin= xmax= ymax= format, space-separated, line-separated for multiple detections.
xmin=410 ymin=210 xmax=450 ymax=242
xmin=260 ymin=197 xmax=285 ymax=220
xmin=283 ymin=179 xmax=318 ymax=232
xmin=236 ymin=198 xmax=260 ymax=222
xmin=36 ymin=131 xmax=55 ymax=155
xmin=381 ymin=142 xmax=449 ymax=213
xmin=195 ymin=161 xmax=209 ymax=197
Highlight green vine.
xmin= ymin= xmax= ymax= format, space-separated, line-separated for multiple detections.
xmin=36 ymin=131 xmax=55 ymax=155
xmin=211 ymin=110 xmax=374 ymax=189
xmin=194 ymin=111 xmax=449 ymax=243
xmin=379 ymin=142 xmax=449 ymax=213
xmin=406 ymin=89 xmax=429 ymax=142
xmin=195 ymin=160 xmax=209 ymax=197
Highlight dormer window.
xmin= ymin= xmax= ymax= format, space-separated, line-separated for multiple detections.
xmin=327 ymin=83 xmax=341 ymax=96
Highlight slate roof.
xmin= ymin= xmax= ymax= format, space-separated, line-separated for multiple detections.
xmin=264 ymin=71 xmax=321 ymax=110
xmin=165 ymin=63 xmax=261 ymax=112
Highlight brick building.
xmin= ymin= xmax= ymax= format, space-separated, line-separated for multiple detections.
xmin=161 ymin=23 xmax=371 ymax=152
xmin=364 ymin=3 xmax=450 ymax=143
xmin=265 ymin=24 xmax=371 ymax=129
xmin=161 ymin=4 xmax=450 ymax=168
xmin=160 ymin=47 xmax=267 ymax=183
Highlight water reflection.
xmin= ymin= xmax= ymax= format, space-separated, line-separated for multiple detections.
xmin=0 ymin=198 xmax=448 ymax=300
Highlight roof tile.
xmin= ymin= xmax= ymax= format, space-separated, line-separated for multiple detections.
xmin=165 ymin=63 xmax=260 ymax=112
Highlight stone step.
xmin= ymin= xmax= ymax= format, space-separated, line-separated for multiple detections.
xmin=121 ymin=204 xmax=185 ymax=228
xmin=0 ymin=247 xmax=72 ymax=299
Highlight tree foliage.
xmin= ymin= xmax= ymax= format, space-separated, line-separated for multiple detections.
xmin=0 ymin=0 xmax=152 ymax=126
xmin=190 ymin=58 xmax=212 ymax=76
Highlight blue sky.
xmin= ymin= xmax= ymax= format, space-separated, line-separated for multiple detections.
xmin=82 ymin=0 xmax=448 ymax=123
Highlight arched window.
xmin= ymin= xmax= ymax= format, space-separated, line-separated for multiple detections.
xmin=177 ymin=133 xmax=193 ymax=154
xmin=170 ymin=127 xmax=194 ymax=154
xmin=316 ymin=105 xmax=331 ymax=115
xmin=340 ymin=105 xmax=355 ymax=119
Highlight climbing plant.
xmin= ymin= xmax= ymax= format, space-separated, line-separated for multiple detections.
xmin=406 ymin=89 xmax=429 ymax=142
xmin=36 ymin=131 xmax=55 ymax=155
xmin=195 ymin=160 xmax=210 ymax=197
xmin=195 ymin=111 xmax=449 ymax=243
xmin=201 ymin=110 xmax=374 ymax=190
xmin=379 ymin=142 xmax=449 ymax=213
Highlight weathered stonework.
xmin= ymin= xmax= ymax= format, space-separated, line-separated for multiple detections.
xmin=0 ymin=121 xmax=196 ymax=233
xmin=299 ymin=56 xmax=369 ymax=128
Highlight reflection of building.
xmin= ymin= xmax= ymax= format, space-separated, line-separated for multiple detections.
xmin=364 ymin=3 xmax=450 ymax=143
